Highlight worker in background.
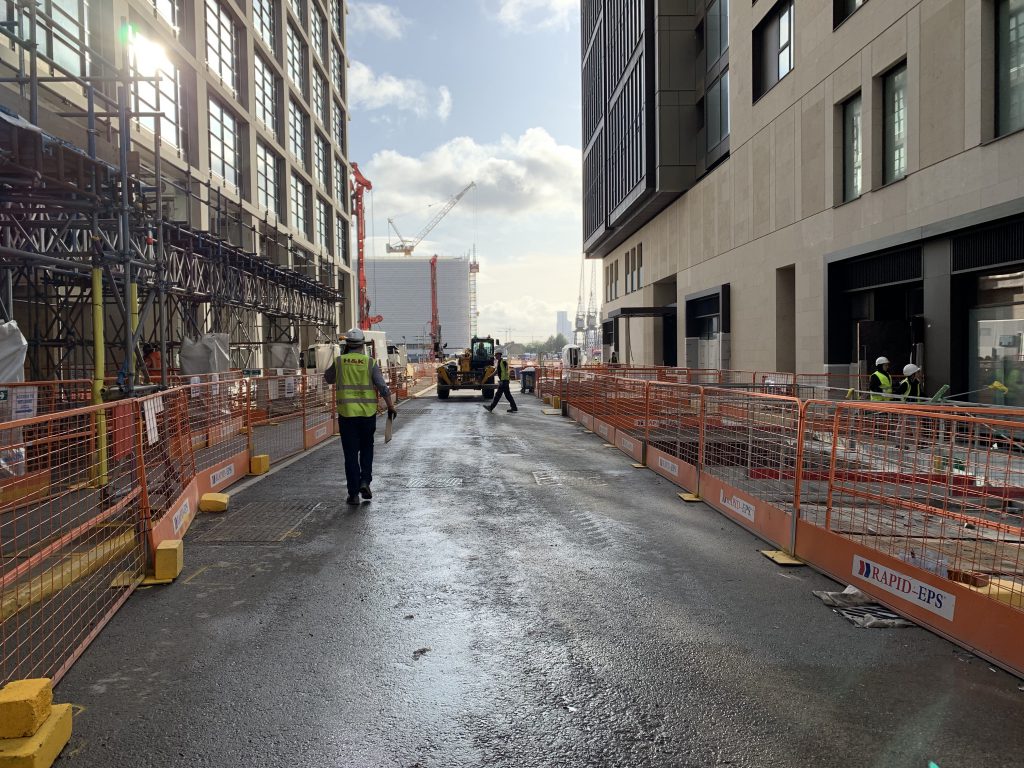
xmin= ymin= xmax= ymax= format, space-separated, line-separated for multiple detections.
xmin=324 ymin=327 xmax=397 ymax=505
xmin=868 ymin=356 xmax=894 ymax=401
xmin=474 ymin=341 xmax=488 ymax=359
xmin=483 ymin=350 xmax=517 ymax=413
xmin=142 ymin=343 xmax=161 ymax=382
xmin=900 ymin=364 xmax=925 ymax=401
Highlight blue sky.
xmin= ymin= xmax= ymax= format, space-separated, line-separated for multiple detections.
xmin=347 ymin=0 xmax=591 ymax=344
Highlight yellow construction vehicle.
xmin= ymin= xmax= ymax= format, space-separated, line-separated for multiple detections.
xmin=436 ymin=336 xmax=498 ymax=400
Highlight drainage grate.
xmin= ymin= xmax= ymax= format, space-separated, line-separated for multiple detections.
xmin=405 ymin=477 xmax=464 ymax=489
xmin=192 ymin=501 xmax=322 ymax=543
xmin=533 ymin=470 xmax=608 ymax=487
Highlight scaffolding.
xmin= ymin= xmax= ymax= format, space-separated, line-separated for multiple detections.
xmin=0 ymin=2 xmax=345 ymax=393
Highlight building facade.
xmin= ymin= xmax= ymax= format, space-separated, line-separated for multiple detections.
xmin=366 ymin=257 xmax=471 ymax=361
xmin=556 ymin=310 xmax=573 ymax=339
xmin=0 ymin=0 xmax=353 ymax=376
xmin=585 ymin=0 xmax=1024 ymax=403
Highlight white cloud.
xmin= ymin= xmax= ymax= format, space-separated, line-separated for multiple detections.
xmin=437 ymin=86 xmax=452 ymax=122
xmin=348 ymin=2 xmax=409 ymax=39
xmin=496 ymin=0 xmax=577 ymax=30
xmin=348 ymin=61 xmax=452 ymax=121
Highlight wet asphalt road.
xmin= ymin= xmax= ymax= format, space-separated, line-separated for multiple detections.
xmin=56 ymin=392 xmax=1024 ymax=767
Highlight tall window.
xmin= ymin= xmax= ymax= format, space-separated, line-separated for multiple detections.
xmin=997 ymin=0 xmax=1024 ymax=136
xmin=314 ymin=132 xmax=330 ymax=189
xmin=312 ymin=8 xmax=326 ymax=61
xmin=315 ymin=198 xmax=331 ymax=251
xmin=256 ymin=142 xmax=279 ymax=214
xmin=287 ymin=25 xmax=308 ymax=92
xmin=332 ymin=45 xmax=344 ymax=97
xmin=208 ymin=99 xmax=240 ymax=186
xmin=754 ymin=0 xmax=794 ymax=99
xmin=288 ymin=100 xmax=308 ymax=166
xmin=205 ymin=0 xmax=238 ymax=93
xmin=706 ymin=0 xmax=729 ymax=69
xmin=636 ymin=244 xmax=643 ymax=288
xmin=313 ymin=70 xmax=329 ymax=126
xmin=883 ymin=63 xmax=908 ymax=184
xmin=153 ymin=0 xmax=181 ymax=27
xmin=334 ymin=156 xmax=346 ymax=204
xmin=253 ymin=0 xmax=275 ymax=48
xmin=842 ymin=93 xmax=862 ymax=201
xmin=131 ymin=36 xmax=181 ymax=148
xmin=333 ymin=100 xmax=345 ymax=150
xmin=331 ymin=0 xmax=344 ymax=37
xmin=337 ymin=214 xmax=349 ymax=265
xmin=254 ymin=55 xmax=278 ymax=135
xmin=290 ymin=173 xmax=309 ymax=236
xmin=288 ymin=0 xmax=306 ymax=24
xmin=706 ymin=71 xmax=730 ymax=150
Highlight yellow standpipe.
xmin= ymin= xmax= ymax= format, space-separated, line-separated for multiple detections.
xmin=92 ymin=265 xmax=108 ymax=485
xmin=129 ymin=280 xmax=139 ymax=383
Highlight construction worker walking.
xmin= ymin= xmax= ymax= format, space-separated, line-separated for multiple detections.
xmin=324 ymin=328 xmax=397 ymax=505
xmin=868 ymin=356 xmax=895 ymax=401
xmin=483 ymin=350 xmax=517 ymax=413
xmin=900 ymin=363 xmax=925 ymax=401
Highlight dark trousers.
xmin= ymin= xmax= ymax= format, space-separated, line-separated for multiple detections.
xmin=338 ymin=415 xmax=376 ymax=496
xmin=489 ymin=380 xmax=517 ymax=410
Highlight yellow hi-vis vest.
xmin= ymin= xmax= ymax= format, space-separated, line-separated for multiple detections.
xmin=497 ymin=358 xmax=510 ymax=382
xmin=335 ymin=353 xmax=377 ymax=417
xmin=870 ymin=370 xmax=893 ymax=401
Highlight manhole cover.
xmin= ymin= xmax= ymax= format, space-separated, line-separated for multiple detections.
xmin=532 ymin=470 xmax=608 ymax=487
xmin=406 ymin=477 xmax=463 ymax=489
xmin=192 ymin=501 xmax=322 ymax=543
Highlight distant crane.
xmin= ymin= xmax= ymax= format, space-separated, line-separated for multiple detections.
xmin=573 ymin=257 xmax=587 ymax=349
xmin=585 ymin=261 xmax=601 ymax=358
xmin=386 ymin=182 xmax=476 ymax=256
xmin=350 ymin=162 xmax=383 ymax=330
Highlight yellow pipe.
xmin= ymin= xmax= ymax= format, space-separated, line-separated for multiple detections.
xmin=92 ymin=265 xmax=108 ymax=485
xmin=129 ymin=280 xmax=139 ymax=383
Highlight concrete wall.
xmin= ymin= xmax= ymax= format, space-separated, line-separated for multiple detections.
xmin=600 ymin=0 xmax=1024 ymax=371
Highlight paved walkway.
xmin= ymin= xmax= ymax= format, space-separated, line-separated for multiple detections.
xmin=56 ymin=392 xmax=1024 ymax=767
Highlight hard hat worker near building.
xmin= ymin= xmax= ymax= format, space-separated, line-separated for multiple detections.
xmin=483 ymin=350 xmax=518 ymax=413
xmin=868 ymin=356 xmax=895 ymax=401
xmin=324 ymin=327 xmax=397 ymax=505
xmin=900 ymin=363 xmax=925 ymax=401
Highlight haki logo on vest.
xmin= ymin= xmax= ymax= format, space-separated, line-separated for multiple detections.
xmin=853 ymin=555 xmax=956 ymax=621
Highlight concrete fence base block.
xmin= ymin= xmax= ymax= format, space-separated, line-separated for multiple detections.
xmin=0 ymin=703 xmax=72 ymax=768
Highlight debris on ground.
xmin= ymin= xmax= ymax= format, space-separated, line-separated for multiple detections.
xmin=412 ymin=647 xmax=431 ymax=660
xmin=812 ymin=585 xmax=915 ymax=628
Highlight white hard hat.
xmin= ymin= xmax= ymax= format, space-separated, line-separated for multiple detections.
xmin=494 ymin=349 xmax=504 ymax=356
xmin=903 ymin=363 xmax=920 ymax=376
xmin=344 ymin=327 xmax=366 ymax=345
xmin=875 ymin=356 xmax=890 ymax=366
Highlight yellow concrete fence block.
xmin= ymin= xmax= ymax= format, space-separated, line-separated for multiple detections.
xmin=0 ymin=703 xmax=72 ymax=768
xmin=249 ymin=455 xmax=270 ymax=475
xmin=199 ymin=493 xmax=230 ymax=513
xmin=0 ymin=680 xmax=52 ymax=739
xmin=153 ymin=540 xmax=183 ymax=581
xmin=552 ymin=396 xmax=561 ymax=409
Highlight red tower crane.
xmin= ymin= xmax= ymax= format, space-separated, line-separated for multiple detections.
xmin=429 ymin=255 xmax=441 ymax=361
xmin=349 ymin=162 xmax=383 ymax=331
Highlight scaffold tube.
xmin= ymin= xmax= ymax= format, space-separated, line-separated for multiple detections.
xmin=92 ymin=264 xmax=108 ymax=484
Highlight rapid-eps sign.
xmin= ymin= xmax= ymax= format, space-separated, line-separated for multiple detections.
xmin=853 ymin=555 xmax=956 ymax=621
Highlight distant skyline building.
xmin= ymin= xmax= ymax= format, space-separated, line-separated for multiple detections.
xmin=556 ymin=311 xmax=572 ymax=340
xmin=366 ymin=257 xmax=471 ymax=360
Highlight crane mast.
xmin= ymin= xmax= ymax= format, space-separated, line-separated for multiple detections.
xmin=386 ymin=182 xmax=476 ymax=256
xmin=573 ymin=257 xmax=587 ymax=348
xmin=349 ymin=162 xmax=383 ymax=330
xmin=429 ymin=255 xmax=441 ymax=361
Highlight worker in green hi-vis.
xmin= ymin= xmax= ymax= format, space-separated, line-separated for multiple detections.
xmin=483 ymin=349 xmax=518 ymax=414
xmin=324 ymin=327 xmax=397 ymax=505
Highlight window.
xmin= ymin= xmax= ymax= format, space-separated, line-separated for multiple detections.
xmin=333 ymin=101 xmax=345 ymax=150
xmin=625 ymin=250 xmax=633 ymax=293
xmin=636 ymin=244 xmax=643 ymax=288
xmin=842 ymin=94 xmax=862 ymax=201
xmin=754 ymin=0 xmax=794 ymax=100
xmin=706 ymin=0 xmax=729 ymax=69
xmin=290 ymin=173 xmax=309 ymax=235
xmin=256 ymin=142 xmax=280 ymax=214
xmin=314 ymin=132 xmax=330 ymax=189
xmin=253 ymin=0 xmax=275 ymax=48
xmin=288 ymin=0 xmax=306 ymax=24
xmin=331 ymin=0 xmax=344 ymax=37
xmin=336 ymin=214 xmax=349 ymax=265
xmin=131 ymin=36 xmax=181 ymax=148
xmin=315 ymin=198 xmax=331 ymax=251
xmin=153 ymin=0 xmax=181 ymax=27
xmin=37 ymin=0 xmax=89 ymax=77
xmin=997 ymin=0 xmax=1024 ymax=136
xmin=312 ymin=8 xmax=326 ymax=61
xmin=883 ymin=63 xmax=908 ymax=184
xmin=332 ymin=45 xmax=345 ymax=98
xmin=287 ymin=25 xmax=307 ymax=92
xmin=834 ymin=0 xmax=866 ymax=28
xmin=313 ymin=70 xmax=329 ymax=125
xmin=706 ymin=70 xmax=730 ymax=150
xmin=288 ymin=100 xmax=308 ymax=166
xmin=208 ymin=98 xmax=240 ymax=186
xmin=254 ymin=55 xmax=278 ymax=135
xmin=334 ymin=156 xmax=346 ymax=204
xmin=205 ymin=0 xmax=238 ymax=93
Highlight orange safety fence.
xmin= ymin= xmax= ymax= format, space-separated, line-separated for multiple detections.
xmin=182 ymin=380 xmax=250 ymax=496
xmin=300 ymin=375 xmax=338 ymax=447
xmin=567 ymin=373 xmax=1024 ymax=677
xmin=168 ymin=370 xmax=244 ymax=387
xmin=0 ymin=380 xmax=93 ymax=417
xmin=1 ymin=400 xmax=148 ymax=685
xmin=245 ymin=375 xmax=310 ymax=465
